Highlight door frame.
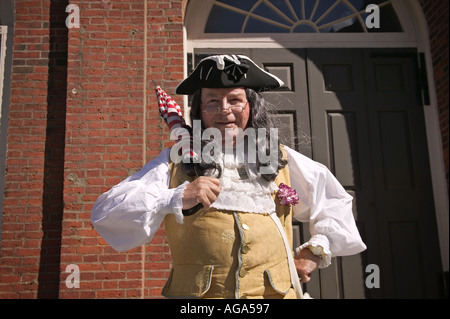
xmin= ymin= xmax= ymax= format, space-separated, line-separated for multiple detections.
xmin=183 ymin=0 xmax=449 ymax=274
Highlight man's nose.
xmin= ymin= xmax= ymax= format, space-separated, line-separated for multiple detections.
xmin=218 ymin=99 xmax=232 ymax=113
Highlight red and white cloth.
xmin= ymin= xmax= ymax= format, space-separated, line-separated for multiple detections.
xmin=155 ymin=86 xmax=196 ymax=160
xmin=156 ymin=86 xmax=186 ymax=130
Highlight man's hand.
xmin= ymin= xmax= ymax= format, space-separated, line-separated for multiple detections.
xmin=182 ymin=176 xmax=221 ymax=210
xmin=294 ymin=248 xmax=321 ymax=283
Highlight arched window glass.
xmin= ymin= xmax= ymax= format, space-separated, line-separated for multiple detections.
xmin=205 ymin=0 xmax=403 ymax=33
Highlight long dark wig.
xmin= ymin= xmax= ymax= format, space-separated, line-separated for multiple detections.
xmin=182 ymin=88 xmax=287 ymax=182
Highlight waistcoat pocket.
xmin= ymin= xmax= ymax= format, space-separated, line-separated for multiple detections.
xmin=162 ymin=265 xmax=214 ymax=298
xmin=264 ymin=260 xmax=292 ymax=295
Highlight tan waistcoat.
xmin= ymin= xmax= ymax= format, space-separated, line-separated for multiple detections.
xmin=162 ymin=148 xmax=296 ymax=299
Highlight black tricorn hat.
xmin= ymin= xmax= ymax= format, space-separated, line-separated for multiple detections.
xmin=175 ymin=55 xmax=284 ymax=95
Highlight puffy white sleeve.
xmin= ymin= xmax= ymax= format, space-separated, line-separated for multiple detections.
xmin=284 ymin=146 xmax=366 ymax=268
xmin=91 ymin=148 xmax=188 ymax=252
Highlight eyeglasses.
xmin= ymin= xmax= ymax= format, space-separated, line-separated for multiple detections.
xmin=201 ymin=100 xmax=248 ymax=115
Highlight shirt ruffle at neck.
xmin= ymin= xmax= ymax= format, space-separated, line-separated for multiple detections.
xmin=210 ymin=152 xmax=278 ymax=214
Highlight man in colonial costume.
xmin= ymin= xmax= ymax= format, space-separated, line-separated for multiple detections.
xmin=91 ymin=55 xmax=366 ymax=299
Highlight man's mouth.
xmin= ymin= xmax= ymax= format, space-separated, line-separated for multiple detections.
xmin=216 ymin=121 xmax=235 ymax=128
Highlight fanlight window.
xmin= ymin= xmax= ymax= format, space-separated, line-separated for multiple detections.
xmin=205 ymin=0 xmax=403 ymax=33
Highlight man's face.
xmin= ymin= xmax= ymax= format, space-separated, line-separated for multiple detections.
xmin=200 ymin=87 xmax=250 ymax=146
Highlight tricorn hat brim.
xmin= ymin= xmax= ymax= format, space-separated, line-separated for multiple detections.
xmin=175 ymin=55 xmax=284 ymax=95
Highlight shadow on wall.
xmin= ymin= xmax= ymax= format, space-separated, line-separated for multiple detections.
xmin=37 ymin=0 xmax=69 ymax=299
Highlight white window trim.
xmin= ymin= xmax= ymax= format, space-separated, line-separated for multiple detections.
xmin=0 ymin=25 xmax=7 ymax=114
xmin=0 ymin=24 xmax=9 ymax=242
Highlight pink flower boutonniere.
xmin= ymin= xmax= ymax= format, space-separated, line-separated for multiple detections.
xmin=277 ymin=183 xmax=299 ymax=207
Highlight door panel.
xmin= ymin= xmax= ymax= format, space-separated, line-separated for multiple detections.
xmin=307 ymin=48 xmax=442 ymax=298
xmin=363 ymin=50 xmax=442 ymax=298
xmin=307 ymin=49 xmax=372 ymax=298
xmin=378 ymin=111 xmax=415 ymax=189
xmin=252 ymin=49 xmax=311 ymax=157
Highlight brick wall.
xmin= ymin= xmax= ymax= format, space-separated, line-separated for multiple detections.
xmin=0 ymin=0 xmax=185 ymax=299
xmin=0 ymin=0 xmax=69 ymax=299
xmin=60 ymin=0 xmax=186 ymax=298
xmin=419 ymin=0 xmax=449 ymax=190
xmin=0 ymin=0 xmax=52 ymax=298
xmin=142 ymin=0 xmax=186 ymax=298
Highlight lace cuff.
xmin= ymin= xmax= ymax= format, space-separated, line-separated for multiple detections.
xmin=296 ymin=234 xmax=332 ymax=268
xmin=169 ymin=181 xmax=189 ymax=224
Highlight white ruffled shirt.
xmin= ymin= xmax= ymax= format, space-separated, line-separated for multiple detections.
xmin=210 ymin=151 xmax=278 ymax=214
xmin=91 ymin=146 xmax=366 ymax=268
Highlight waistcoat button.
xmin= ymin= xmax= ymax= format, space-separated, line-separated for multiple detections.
xmin=239 ymin=268 xmax=247 ymax=277
xmin=241 ymin=245 xmax=250 ymax=254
